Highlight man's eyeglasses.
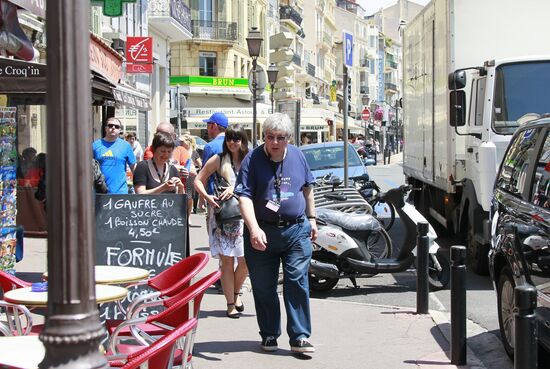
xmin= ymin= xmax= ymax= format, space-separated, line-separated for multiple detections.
xmin=107 ymin=123 xmax=121 ymax=129
xmin=226 ymin=137 xmax=242 ymax=143
xmin=266 ymin=135 xmax=288 ymax=143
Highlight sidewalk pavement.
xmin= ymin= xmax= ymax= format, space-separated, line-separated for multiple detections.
xmin=16 ymin=193 xmax=486 ymax=369
xmin=376 ymin=150 xmax=403 ymax=165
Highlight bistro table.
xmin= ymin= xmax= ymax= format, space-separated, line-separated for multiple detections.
xmin=0 ymin=335 xmax=44 ymax=369
xmin=3 ymin=284 xmax=129 ymax=308
xmin=43 ymin=265 xmax=150 ymax=285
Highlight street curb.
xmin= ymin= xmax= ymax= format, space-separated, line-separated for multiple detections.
xmin=429 ymin=310 xmax=488 ymax=369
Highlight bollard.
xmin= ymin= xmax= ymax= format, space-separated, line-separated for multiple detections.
xmin=450 ymin=245 xmax=467 ymax=365
xmin=514 ymin=285 xmax=537 ymax=369
xmin=416 ymin=222 xmax=429 ymax=314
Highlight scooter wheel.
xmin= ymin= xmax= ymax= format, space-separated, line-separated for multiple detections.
xmin=427 ymin=250 xmax=450 ymax=291
xmin=308 ymin=273 xmax=339 ymax=292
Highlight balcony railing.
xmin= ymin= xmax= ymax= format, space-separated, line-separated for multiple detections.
xmin=360 ymin=85 xmax=369 ymax=95
xmin=385 ymin=60 xmax=398 ymax=69
xmin=360 ymin=58 xmax=369 ymax=68
xmin=292 ymin=53 xmax=301 ymax=67
xmin=148 ymin=0 xmax=192 ymax=34
xmin=191 ymin=20 xmax=237 ymax=41
xmin=306 ymin=63 xmax=316 ymax=77
xmin=385 ymin=82 xmax=398 ymax=91
xmin=280 ymin=5 xmax=303 ymax=26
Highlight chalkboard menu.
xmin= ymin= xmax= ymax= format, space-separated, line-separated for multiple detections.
xmin=95 ymin=194 xmax=187 ymax=319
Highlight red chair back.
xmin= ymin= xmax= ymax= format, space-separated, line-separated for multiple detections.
xmin=0 ymin=271 xmax=31 ymax=294
xmin=147 ymin=270 xmax=220 ymax=329
xmin=120 ymin=318 xmax=198 ymax=369
xmin=147 ymin=252 xmax=209 ymax=297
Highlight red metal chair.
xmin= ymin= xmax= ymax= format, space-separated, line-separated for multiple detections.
xmin=107 ymin=270 xmax=221 ymax=367
xmin=114 ymin=252 xmax=209 ymax=319
xmin=0 ymin=271 xmax=31 ymax=294
xmin=107 ymin=317 xmax=198 ymax=369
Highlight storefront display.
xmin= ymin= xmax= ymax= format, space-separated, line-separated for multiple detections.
xmin=0 ymin=107 xmax=19 ymax=272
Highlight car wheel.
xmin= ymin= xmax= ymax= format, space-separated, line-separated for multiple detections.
xmin=497 ymin=266 xmax=516 ymax=358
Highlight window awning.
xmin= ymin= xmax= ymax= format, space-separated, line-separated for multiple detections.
xmin=113 ymin=85 xmax=151 ymax=111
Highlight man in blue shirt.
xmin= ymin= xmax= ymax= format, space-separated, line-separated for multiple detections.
xmin=235 ymin=113 xmax=318 ymax=354
xmin=202 ymin=112 xmax=228 ymax=194
xmin=92 ymin=117 xmax=136 ymax=194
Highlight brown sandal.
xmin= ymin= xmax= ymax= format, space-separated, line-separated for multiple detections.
xmin=226 ymin=303 xmax=240 ymax=319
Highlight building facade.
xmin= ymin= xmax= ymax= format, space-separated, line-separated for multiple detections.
xmin=169 ymin=0 xmax=269 ymax=141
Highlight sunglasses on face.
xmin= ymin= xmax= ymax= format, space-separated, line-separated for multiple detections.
xmin=266 ymin=135 xmax=288 ymax=143
xmin=226 ymin=137 xmax=242 ymax=143
xmin=107 ymin=123 xmax=121 ymax=129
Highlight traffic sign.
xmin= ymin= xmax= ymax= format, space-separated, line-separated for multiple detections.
xmin=362 ymin=108 xmax=371 ymax=121
xmin=248 ymin=65 xmax=266 ymax=95
xmin=343 ymin=31 xmax=353 ymax=68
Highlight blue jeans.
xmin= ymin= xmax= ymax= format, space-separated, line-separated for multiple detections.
xmin=244 ymin=218 xmax=313 ymax=343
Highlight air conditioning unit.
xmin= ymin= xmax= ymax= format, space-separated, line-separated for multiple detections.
xmin=111 ymin=38 xmax=126 ymax=55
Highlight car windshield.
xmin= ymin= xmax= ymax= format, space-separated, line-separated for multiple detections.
xmin=301 ymin=144 xmax=363 ymax=171
xmin=493 ymin=61 xmax=550 ymax=135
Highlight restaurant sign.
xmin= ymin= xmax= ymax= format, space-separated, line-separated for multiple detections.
xmin=0 ymin=58 xmax=46 ymax=93
xmin=170 ymin=75 xmax=251 ymax=95
xmin=185 ymin=107 xmax=272 ymax=117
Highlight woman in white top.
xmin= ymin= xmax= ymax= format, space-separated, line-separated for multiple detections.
xmin=194 ymin=126 xmax=249 ymax=318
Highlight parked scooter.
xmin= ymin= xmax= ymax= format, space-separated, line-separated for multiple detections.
xmin=357 ymin=144 xmax=377 ymax=166
xmin=309 ymin=184 xmax=450 ymax=292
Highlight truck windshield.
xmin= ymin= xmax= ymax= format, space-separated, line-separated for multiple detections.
xmin=493 ymin=61 xmax=550 ymax=135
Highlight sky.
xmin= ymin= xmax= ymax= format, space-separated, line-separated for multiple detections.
xmin=357 ymin=0 xmax=430 ymax=16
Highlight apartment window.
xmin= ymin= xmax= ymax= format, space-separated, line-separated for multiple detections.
xmin=369 ymin=36 xmax=376 ymax=48
xmin=199 ymin=52 xmax=217 ymax=76
xmin=199 ymin=0 xmax=213 ymax=21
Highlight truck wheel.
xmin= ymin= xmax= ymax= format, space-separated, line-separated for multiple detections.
xmin=467 ymin=224 xmax=489 ymax=275
xmin=497 ymin=266 xmax=515 ymax=358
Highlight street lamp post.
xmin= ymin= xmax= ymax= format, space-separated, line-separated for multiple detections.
xmin=246 ymin=27 xmax=263 ymax=148
xmin=267 ymin=63 xmax=279 ymax=113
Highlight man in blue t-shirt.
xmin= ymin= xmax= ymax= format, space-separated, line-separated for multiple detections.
xmin=235 ymin=113 xmax=318 ymax=354
xmin=92 ymin=117 xmax=136 ymax=194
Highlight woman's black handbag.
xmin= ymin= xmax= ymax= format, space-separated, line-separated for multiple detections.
xmin=213 ymin=173 xmax=242 ymax=223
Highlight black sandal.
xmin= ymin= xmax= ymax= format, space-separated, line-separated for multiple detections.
xmin=226 ymin=303 xmax=240 ymax=319
xmin=234 ymin=293 xmax=244 ymax=312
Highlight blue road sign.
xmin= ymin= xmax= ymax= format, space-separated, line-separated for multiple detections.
xmin=343 ymin=31 xmax=353 ymax=68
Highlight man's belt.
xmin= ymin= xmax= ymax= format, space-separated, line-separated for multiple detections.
xmin=259 ymin=217 xmax=305 ymax=228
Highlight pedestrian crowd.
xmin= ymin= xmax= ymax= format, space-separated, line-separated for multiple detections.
xmin=17 ymin=111 xmax=318 ymax=354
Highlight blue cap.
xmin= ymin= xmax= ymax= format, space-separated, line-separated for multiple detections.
xmin=203 ymin=112 xmax=228 ymax=128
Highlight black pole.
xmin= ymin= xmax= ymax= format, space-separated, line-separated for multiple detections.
xmin=450 ymin=245 xmax=467 ymax=366
xmin=270 ymin=82 xmax=275 ymax=113
xmin=342 ymin=65 xmax=349 ymax=187
xmin=252 ymin=58 xmax=258 ymax=148
xmin=40 ymin=0 xmax=107 ymax=368
xmin=514 ymin=285 xmax=537 ymax=369
xmin=416 ymin=222 xmax=429 ymax=314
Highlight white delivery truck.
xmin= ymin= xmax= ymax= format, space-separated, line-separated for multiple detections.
xmin=402 ymin=0 xmax=550 ymax=274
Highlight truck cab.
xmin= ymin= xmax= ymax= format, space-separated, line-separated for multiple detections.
xmin=448 ymin=57 xmax=550 ymax=272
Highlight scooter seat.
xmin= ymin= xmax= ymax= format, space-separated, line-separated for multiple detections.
xmin=317 ymin=208 xmax=381 ymax=231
